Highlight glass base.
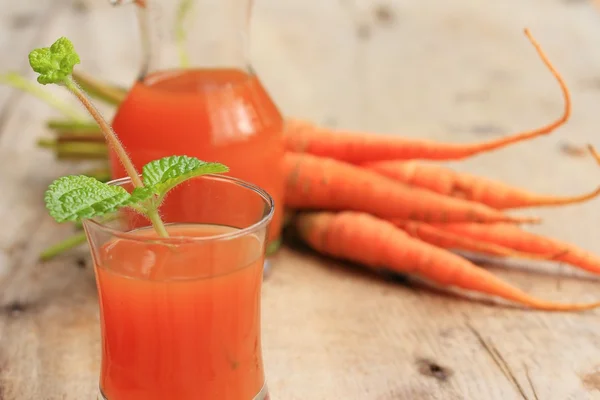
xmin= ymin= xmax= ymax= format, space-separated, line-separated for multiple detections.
xmin=255 ymin=383 xmax=270 ymax=400
xmin=98 ymin=382 xmax=270 ymax=399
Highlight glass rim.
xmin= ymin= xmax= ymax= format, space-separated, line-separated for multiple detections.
xmin=82 ymin=173 xmax=275 ymax=244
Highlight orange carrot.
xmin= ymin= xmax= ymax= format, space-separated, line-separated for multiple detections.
xmin=285 ymin=29 xmax=569 ymax=164
xmin=430 ymin=222 xmax=600 ymax=276
xmin=588 ymin=143 xmax=600 ymax=166
xmin=284 ymin=152 xmax=539 ymax=224
xmin=295 ymin=211 xmax=600 ymax=311
xmin=393 ymin=220 xmax=557 ymax=260
xmin=365 ymin=160 xmax=600 ymax=209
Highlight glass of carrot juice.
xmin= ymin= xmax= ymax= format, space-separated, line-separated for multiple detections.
xmin=82 ymin=173 xmax=273 ymax=400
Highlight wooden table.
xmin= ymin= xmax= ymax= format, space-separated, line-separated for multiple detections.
xmin=3 ymin=0 xmax=600 ymax=398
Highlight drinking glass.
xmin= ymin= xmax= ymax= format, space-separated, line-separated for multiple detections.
xmin=83 ymin=174 xmax=273 ymax=400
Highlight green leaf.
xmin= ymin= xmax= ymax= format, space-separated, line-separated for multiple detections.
xmin=28 ymin=37 xmax=81 ymax=85
xmin=45 ymin=175 xmax=130 ymax=223
xmin=128 ymin=186 xmax=155 ymax=204
xmin=142 ymin=155 xmax=229 ymax=193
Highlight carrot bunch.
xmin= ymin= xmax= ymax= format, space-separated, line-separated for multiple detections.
xmin=5 ymin=27 xmax=600 ymax=312
xmin=283 ymin=29 xmax=600 ymax=312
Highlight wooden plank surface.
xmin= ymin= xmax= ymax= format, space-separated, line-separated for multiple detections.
xmin=2 ymin=0 xmax=600 ymax=399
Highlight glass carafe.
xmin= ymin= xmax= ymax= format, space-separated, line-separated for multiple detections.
xmin=109 ymin=0 xmax=285 ymax=275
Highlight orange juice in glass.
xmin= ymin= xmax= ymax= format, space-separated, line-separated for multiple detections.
xmin=110 ymin=0 xmax=285 ymax=273
xmin=83 ymin=174 xmax=273 ymax=400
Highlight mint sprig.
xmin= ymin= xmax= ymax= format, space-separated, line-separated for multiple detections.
xmin=28 ymin=37 xmax=143 ymax=189
xmin=29 ymin=37 xmax=81 ymax=85
xmin=44 ymin=157 xmax=229 ymax=224
xmin=30 ymin=37 xmax=230 ymax=237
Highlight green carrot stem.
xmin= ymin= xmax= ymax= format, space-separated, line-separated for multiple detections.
xmin=265 ymin=237 xmax=283 ymax=256
xmin=47 ymin=119 xmax=102 ymax=134
xmin=57 ymin=132 xmax=105 ymax=142
xmin=74 ymin=212 xmax=115 ymax=231
xmin=38 ymin=138 xmax=108 ymax=158
xmin=39 ymin=232 xmax=87 ymax=261
xmin=72 ymin=70 xmax=127 ymax=106
xmin=110 ymin=0 xmax=147 ymax=6
xmin=56 ymin=153 xmax=108 ymax=161
xmin=40 ymin=212 xmax=119 ymax=260
xmin=37 ymin=137 xmax=56 ymax=148
xmin=57 ymin=155 xmax=105 ymax=161
xmin=82 ymin=166 xmax=112 ymax=182
xmin=0 ymin=72 xmax=87 ymax=121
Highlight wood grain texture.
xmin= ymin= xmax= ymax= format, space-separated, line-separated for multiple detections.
xmin=0 ymin=0 xmax=65 ymax=133
xmin=2 ymin=0 xmax=600 ymax=399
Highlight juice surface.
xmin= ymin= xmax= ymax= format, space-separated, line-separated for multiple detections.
xmin=110 ymin=68 xmax=284 ymax=245
xmin=95 ymin=224 xmax=265 ymax=400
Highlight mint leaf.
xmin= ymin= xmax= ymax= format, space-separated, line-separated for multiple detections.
xmin=142 ymin=155 xmax=228 ymax=193
xmin=28 ymin=37 xmax=80 ymax=85
xmin=45 ymin=176 xmax=130 ymax=223
xmin=128 ymin=186 xmax=155 ymax=204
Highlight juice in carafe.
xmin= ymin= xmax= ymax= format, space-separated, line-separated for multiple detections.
xmin=109 ymin=0 xmax=285 ymax=261
xmin=110 ymin=68 xmax=284 ymax=245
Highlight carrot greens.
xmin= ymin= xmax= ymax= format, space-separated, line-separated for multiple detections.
xmin=29 ymin=37 xmax=229 ymax=237
xmin=0 ymin=71 xmax=88 ymax=121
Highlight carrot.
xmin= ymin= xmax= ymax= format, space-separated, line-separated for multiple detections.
xmin=365 ymin=160 xmax=600 ymax=209
xmin=295 ymin=211 xmax=600 ymax=311
xmin=285 ymin=29 xmax=570 ymax=164
xmin=284 ymin=152 xmax=539 ymax=224
xmin=392 ymin=220 xmax=558 ymax=260
xmin=588 ymin=143 xmax=600 ymax=166
xmin=429 ymin=222 xmax=600 ymax=276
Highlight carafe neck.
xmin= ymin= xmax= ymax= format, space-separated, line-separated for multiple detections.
xmin=135 ymin=0 xmax=253 ymax=80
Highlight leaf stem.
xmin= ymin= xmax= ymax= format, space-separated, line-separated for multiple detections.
xmin=148 ymin=208 xmax=169 ymax=237
xmin=0 ymin=72 xmax=87 ymax=121
xmin=64 ymin=77 xmax=143 ymax=188
xmin=63 ymin=76 xmax=169 ymax=238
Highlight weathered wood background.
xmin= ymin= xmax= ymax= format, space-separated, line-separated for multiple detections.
xmin=2 ymin=0 xmax=600 ymax=399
